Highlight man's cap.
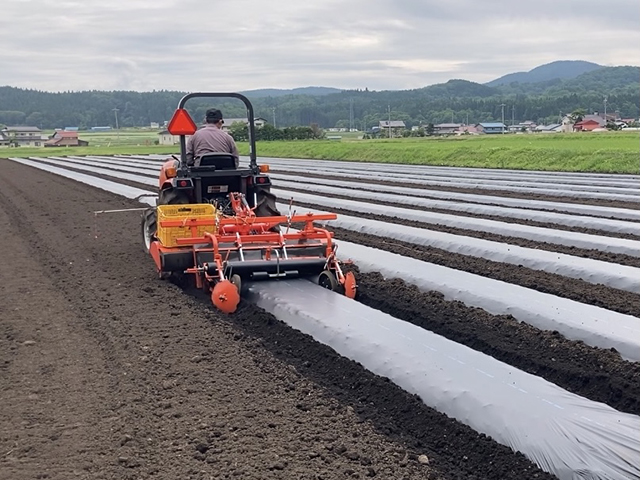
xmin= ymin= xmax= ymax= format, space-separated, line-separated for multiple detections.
xmin=206 ymin=108 xmax=223 ymax=122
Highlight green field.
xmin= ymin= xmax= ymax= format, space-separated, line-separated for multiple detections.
xmin=78 ymin=130 xmax=159 ymax=146
xmin=2 ymin=130 xmax=638 ymax=173
xmin=243 ymin=132 xmax=640 ymax=173
xmin=1 ymin=130 xmax=177 ymax=158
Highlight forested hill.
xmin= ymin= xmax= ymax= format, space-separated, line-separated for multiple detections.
xmin=242 ymin=87 xmax=341 ymax=97
xmin=0 ymin=66 xmax=637 ymax=130
xmin=486 ymin=60 xmax=603 ymax=86
xmin=493 ymin=65 xmax=640 ymax=96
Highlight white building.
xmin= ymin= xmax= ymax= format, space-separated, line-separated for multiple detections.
xmin=1 ymin=126 xmax=45 ymax=147
xmin=158 ymin=130 xmax=193 ymax=146
xmin=222 ymin=117 xmax=267 ymax=131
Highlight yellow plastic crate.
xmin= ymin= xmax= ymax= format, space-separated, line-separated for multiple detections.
xmin=156 ymin=203 xmax=219 ymax=247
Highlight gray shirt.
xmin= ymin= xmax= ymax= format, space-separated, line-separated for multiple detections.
xmin=186 ymin=124 xmax=239 ymax=167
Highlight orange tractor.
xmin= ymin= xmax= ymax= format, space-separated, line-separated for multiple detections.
xmin=141 ymin=93 xmax=356 ymax=313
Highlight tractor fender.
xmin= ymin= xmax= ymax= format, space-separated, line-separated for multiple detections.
xmin=158 ymin=158 xmax=180 ymax=190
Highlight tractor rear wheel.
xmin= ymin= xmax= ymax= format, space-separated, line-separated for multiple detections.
xmin=141 ymin=208 xmax=157 ymax=254
xmin=158 ymin=187 xmax=190 ymax=205
xmin=254 ymin=189 xmax=280 ymax=217
xmin=142 ymin=207 xmax=173 ymax=280
xmin=255 ymin=188 xmax=280 ymax=232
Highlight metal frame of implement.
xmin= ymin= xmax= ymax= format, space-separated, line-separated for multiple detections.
xmin=148 ymin=193 xmax=356 ymax=313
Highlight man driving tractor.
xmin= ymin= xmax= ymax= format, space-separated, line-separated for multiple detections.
xmin=152 ymin=94 xmax=279 ymax=217
xmin=186 ymin=108 xmax=240 ymax=168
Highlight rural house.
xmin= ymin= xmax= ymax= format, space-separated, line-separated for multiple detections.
xmin=379 ymin=120 xmax=406 ymax=137
xmin=534 ymin=124 xmax=562 ymax=133
xmin=158 ymin=130 xmax=193 ymax=145
xmin=573 ymin=119 xmax=602 ymax=132
xmin=507 ymin=121 xmax=537 ymax=133
xmin=557 ymin=114 xmax=605 ymax=133
xmin=455 ymin=124 xmax=480 ymax=135
xmin=158 ymin=130 xmax=177 ymax=145
xmin=1 ymin=126 xmax=44 ymax=147
xmin=221 ymin=117 xmax=267 ymax=131
xmin=558 ymin=116 xmax=575 ymax=133
xmin=476 ymin=122 xmax=506 ymax=134
xmin=44 ymin=130 xmax=89 ymax=147
xmin=573 ymin=114 xmax=606 ymax=132
xmin=434 ymin=123 xmax=462 ymax=135
xmin=0 ymin=130 xmax=10 ymax=147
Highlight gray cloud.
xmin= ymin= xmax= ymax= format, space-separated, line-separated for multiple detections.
xmin=1 ymin=0 xmax=638 ymax=92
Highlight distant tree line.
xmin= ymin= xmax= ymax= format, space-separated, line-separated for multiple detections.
xmin=0 ymin=67 xmax=637 ymax=131
xmin=228 ymin=123 xmax=324 ymax=141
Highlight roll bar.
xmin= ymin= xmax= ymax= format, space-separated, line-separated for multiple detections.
xmin=176 ymin=92 xmax=258 ymax=173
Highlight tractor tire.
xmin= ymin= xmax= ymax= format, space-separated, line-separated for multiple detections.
xmin=158 ymin=187 xmax=190 ymax=205
xmin=141 ymin=208 xmax=157 ymax=254
xmin=142 ymin=207 xmax=175 ymax=281
xmin=254 ymin=188 xmax=280 ymax=217
xmin=255 ymin=188 xmax=280 ymax=232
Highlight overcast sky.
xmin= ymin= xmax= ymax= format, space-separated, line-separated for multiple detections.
xmin=2 ymin=0 xmax=639 ymax=92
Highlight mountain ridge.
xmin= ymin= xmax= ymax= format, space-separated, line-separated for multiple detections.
xmin=485 ymin=60 xmax=603 ymax=87
xmin=241 ymin=86 xmax=342 ymax=98
xmin=240 ymin=61 xmax=627 ymax=96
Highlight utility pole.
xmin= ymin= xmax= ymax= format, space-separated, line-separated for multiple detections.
xmin=499 ymin=103 xmax=506 ymax=133
xmin=388 ymin=104 xmax=391 ymax=138
xmin=603 ymin=96 xmax=608 ymax=122
xmin=451 ymin=110 xmax=454 ymax=123
xmin=112 ymin=108 xmax=120 ymax=141
xmin=466 ymin=112 xmax=469 ymax=126
xmin=512 ymin=105 xmax=515 ymax=126
xmin=272 ymin=107 xmax=276 ymax=128
xmin=349 ymin=98 xmax=354 ymax=132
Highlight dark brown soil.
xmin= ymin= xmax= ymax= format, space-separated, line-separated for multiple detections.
xmin=0 ymin=159 xmax=555 ymax=480
xmin=273 ymin=170 xmax=640 ymax=211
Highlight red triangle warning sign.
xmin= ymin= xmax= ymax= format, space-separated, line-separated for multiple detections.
xmin=167 ymin=109 xmax=197 ymax=136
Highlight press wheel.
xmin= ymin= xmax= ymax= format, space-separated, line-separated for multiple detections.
xmin=318 ymin=270 xmax=339 ymax=292
xmin=230 ymin=274 xmax=246 ymax=296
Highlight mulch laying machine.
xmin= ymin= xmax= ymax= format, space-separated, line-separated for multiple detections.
xmin=142 ymin=93 xmax=356 ymax=313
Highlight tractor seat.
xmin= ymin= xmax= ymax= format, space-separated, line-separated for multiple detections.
xmin=194 ymin=153 xmax=237 ymax=170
